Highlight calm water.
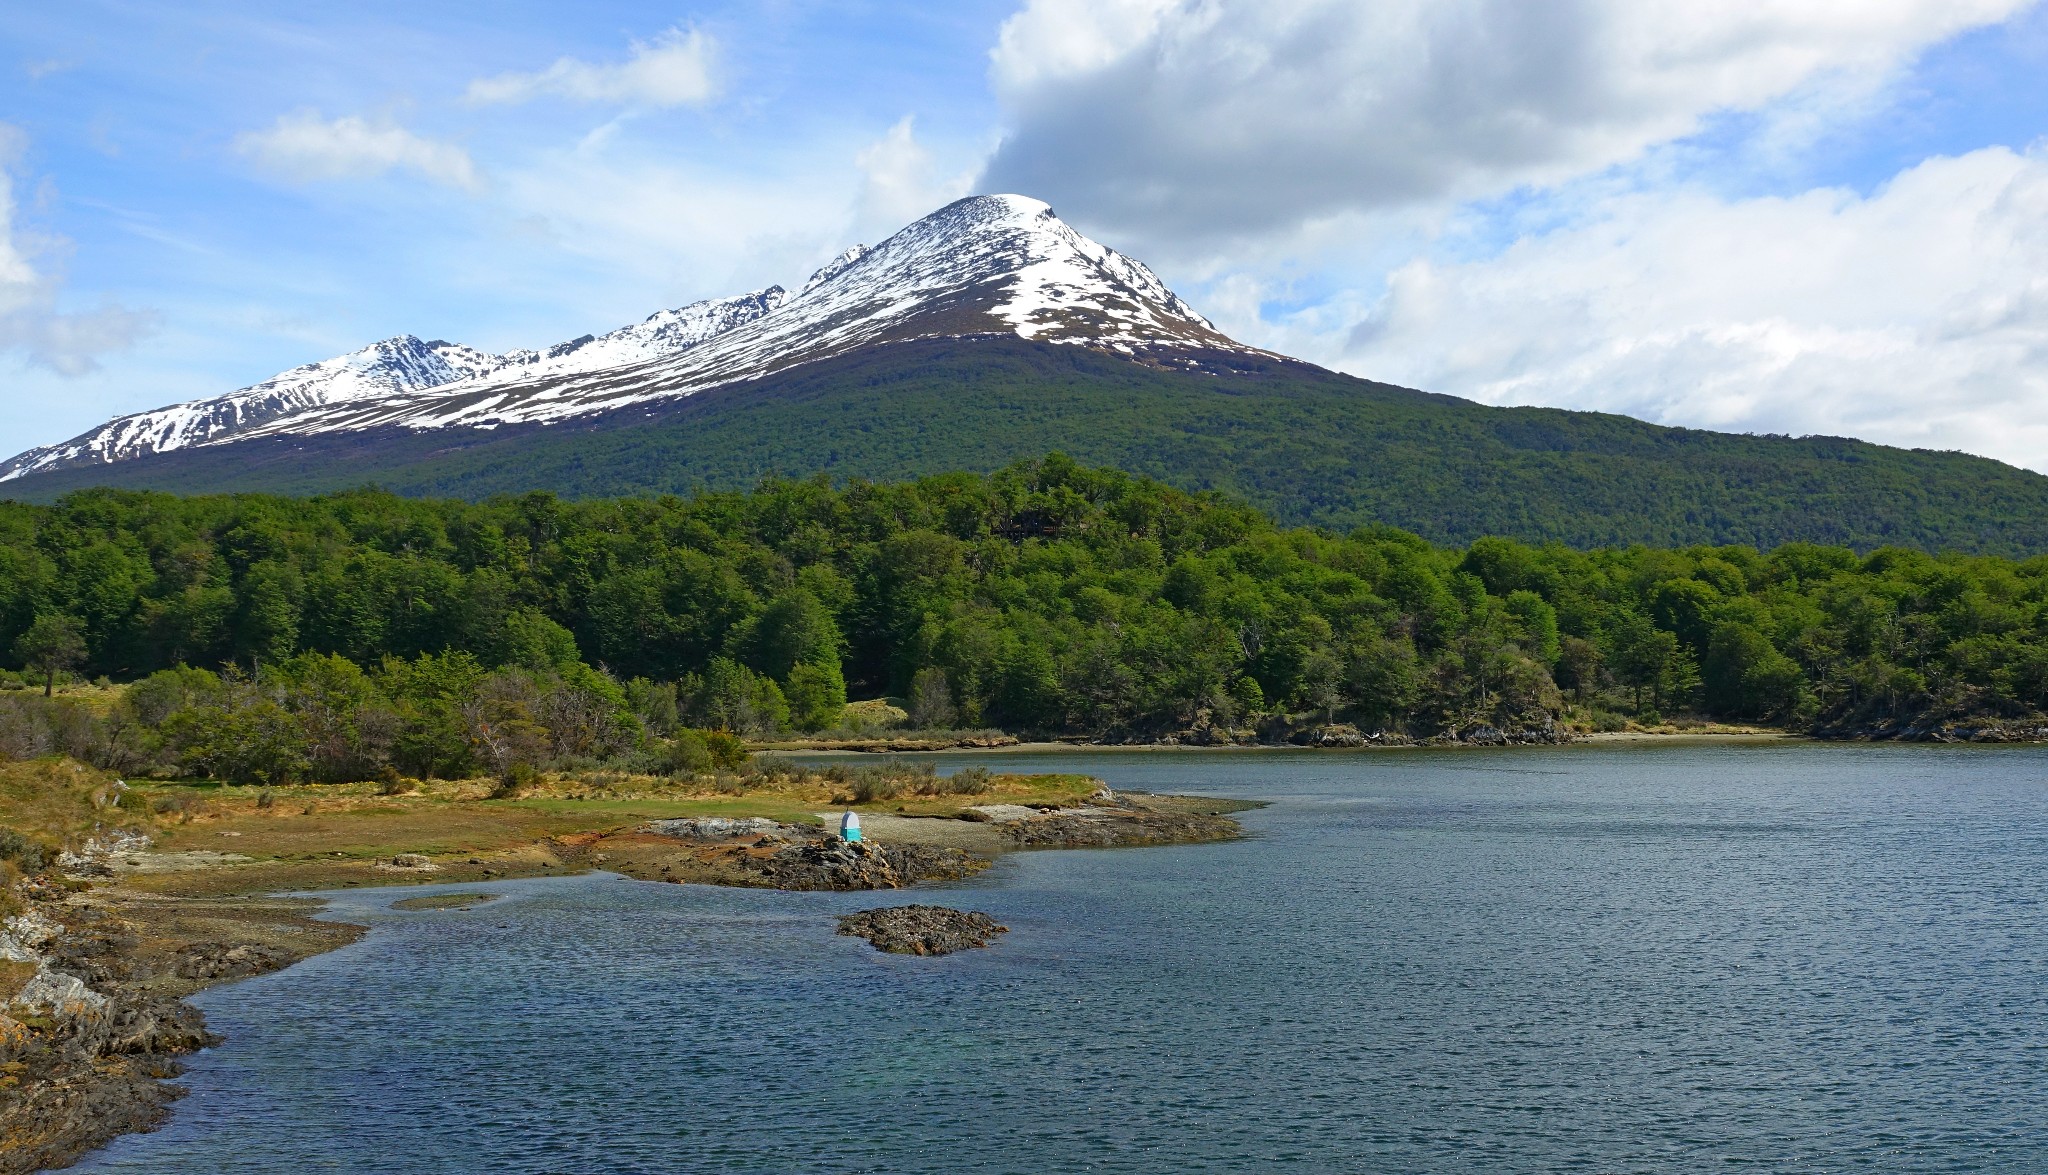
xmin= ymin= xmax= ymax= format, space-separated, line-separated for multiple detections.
xmin=75 ymin=743 xmax=2048 ymax=1173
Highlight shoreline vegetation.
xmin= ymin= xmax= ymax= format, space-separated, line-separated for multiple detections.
xmin=3 ymin=458 xmax=2046 ymax=781
xmin=0 ymin=754 xmax=1246 ymax=1172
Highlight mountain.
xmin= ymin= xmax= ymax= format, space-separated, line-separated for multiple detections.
xmin=0 ymin=288 xmax=789 ymax=482
xmin=8 ymin=194 xmax=2048 ymax=556
xmin=0 ymin=335 xmax=498 ymax=480
xmin=1 ymin=194 xmax=1222 ymax=482
xmin=220 ymin=193 xmax=1240 ymax=441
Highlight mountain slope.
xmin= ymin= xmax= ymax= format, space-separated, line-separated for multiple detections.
xmin=226 ymin=194 xmax=1240 ymax=439
xmin=12 ymin=335 xmax=2048 ymax=555
xmin=0 ymin=335 xmax=499 ymax=481
xmin=0 ymin=288 xmax=788 ymax=482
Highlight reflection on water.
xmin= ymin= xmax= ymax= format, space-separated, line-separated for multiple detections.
xmin=78 ymin=743 xmax=2048 ymax=1173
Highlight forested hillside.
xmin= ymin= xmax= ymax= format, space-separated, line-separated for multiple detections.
xmin=3 ymin=457 xmax=2044 ymax=785
xmin=11 ymin=339 xmax=2048 ymax=555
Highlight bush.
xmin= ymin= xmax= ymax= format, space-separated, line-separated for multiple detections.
xmin=0 ymin=829 xmax=48 ymax=872
xmin=849 ymin=770 xmax=902 ymax=803
xmin=941 ymin=766 xmax=993 ymax=795
xmin=151 ymin=792 xmax=207 ymax=820
xmin=490 ymin=761 xmax=541 ymax=799
xmin=700 ymin=730 xmax=749 ymax=770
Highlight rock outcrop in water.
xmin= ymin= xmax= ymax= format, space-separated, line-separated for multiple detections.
xmin=746 ymin=836 xmax=981 ymax=891
xmin=837 ymin=906 xmax=1008 ymax=956
xmin=969 ymin=792 xmax=1243 ymax=849
xmin=586 ymin=821 xmax=986 ymax=891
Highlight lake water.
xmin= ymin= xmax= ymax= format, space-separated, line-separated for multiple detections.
xmin=74 ymin=743 xmax=2048 ymax=1173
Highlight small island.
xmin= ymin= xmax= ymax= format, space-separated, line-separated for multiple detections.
xmin=837 ymin=906 xmax=1009 ymax=956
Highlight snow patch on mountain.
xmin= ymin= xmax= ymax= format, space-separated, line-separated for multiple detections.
xmin=231 ymin=195 xmax=1247 ymax=439
xmin=2 ymin=195 xmax=1247 ymax=476
xmin=486 ymin=288 xmax=788 ymax=382
xmin=0 ymin=289 xmax=787 ymax=481
xmin=0 ymin=336 xmax=496 ymax=482
xmin=799 ymin=246 xmax=871 ymax=296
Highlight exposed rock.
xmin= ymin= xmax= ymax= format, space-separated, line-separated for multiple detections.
xmin=168 ymin=940 xmax=296 ymax=983
xmin=1812 ymin=714 xmax=2048 ymax=743
xmin=837 ymin=905 xmax=1008 ymax=956
xmin=645 ymin=817 xmax=789 ymax=840
xmin=745 ymin=836 xmax=979 ymax=891
xmin=384 ymin=853 xmax=437 ymax=871
xmin=0 ymin=894 xmax=361 ymax=1173
xmin=1429 ymin=715 xmax=1568 ymax=746
xmin=998 ymin=795 xmax=1240 ymax=849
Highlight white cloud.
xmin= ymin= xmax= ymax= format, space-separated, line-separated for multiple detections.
xmin=235 ymin=111 xmax=479 ymax=190
xmin=852 ymin=118 xmax=972 ymax=240
xmin=982 ymin=0 xmax=2031 ymax=240
xmin=0 ymin=125 xmax=152 ymax=376
xmin=1322 ymin=145 xmax=2048 ymax=471
xmin=466 ymin=27 xmax=717 ymax=108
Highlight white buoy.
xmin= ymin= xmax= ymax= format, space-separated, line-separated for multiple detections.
xmin=840 ymin=810 xmax=862 ymax=843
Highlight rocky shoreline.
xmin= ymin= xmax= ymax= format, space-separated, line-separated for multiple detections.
xmin=0 ymin=881 xmax=361 ymax=1174
xmin=1811 ymin=715 xmax=2048 ymax=743
xmin=0 ymin=785 xmax=1246 ymax=1172
xmin=568 ymin=790 xmax=1246 ymax=890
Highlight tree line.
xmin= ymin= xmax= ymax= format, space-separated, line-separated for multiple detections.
xmin=3 ymin=454 xmax=2045 ymax=777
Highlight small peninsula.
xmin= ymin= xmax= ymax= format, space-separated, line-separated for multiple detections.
xmin=0 ymin=755 xmax=1247 ymax=1171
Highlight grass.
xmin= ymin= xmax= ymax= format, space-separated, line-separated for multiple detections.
xmin=0 ymin=758 xmax=151 ymax=849
xmin=0 ymin=757 xmax=1105 ymax=898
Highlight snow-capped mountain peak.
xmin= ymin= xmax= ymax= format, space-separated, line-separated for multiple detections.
xmin=2 ymin=195 xmax=1247 ymax=479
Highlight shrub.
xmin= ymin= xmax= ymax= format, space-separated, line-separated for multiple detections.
xmin=0 ymin=829 xmax=48 ymax=873
xmin=700 ymin=730 xmax=749 ymax=770
xmin=489 ymin=761 xmax=541 ymax=799
xmin=943 ymin=766 xmax=993 ymax=795
xmin=152 ymin=792 xmax=207 ymax=821
xmin=657 ymin=730 xmax=714 ymax=776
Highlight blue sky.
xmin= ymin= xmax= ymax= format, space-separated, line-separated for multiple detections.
xmin=5 ymin=1 xmax=2048 ymax=470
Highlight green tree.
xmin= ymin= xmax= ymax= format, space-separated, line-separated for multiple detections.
xmin=908 ymin=667 xmax=956 ymax=729
xmin=1554 ymin=636 xmax=1602 ymax=702
xmin=785 ymin=660 xmax=847 ymax=732
xmin=1345 ymin=635 xmax=1420 ymax=728
xmin=13 ymin=614 xmax=86 ymax=697
xmin=1504 ymin=590 xmax=1561 ymax=664
xmin=1608 ymin=612 xmax=1678 ymax=714
xmin=499 ymin=608 xmax=581 ymax=671
xmin=1703 ymin=622 xmax=1803 ymax=719
xmin=743 ymin=590 xmax=842 ymax=681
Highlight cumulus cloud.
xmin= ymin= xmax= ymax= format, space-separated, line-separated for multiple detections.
xmin=1328 ymin=145 xmax=2048 ymax=471
xmin=235 ymin=111 xmax=479 ymax=190
xmin=852 ymin=118 xmax=972 ymax=240
xmin=0 ymin=125 xmax=152 ymax=375
xmin=981 ymin=0 xmax=2031 ymax=239
xmin=466 ymin=27 xmax=717 ymax=108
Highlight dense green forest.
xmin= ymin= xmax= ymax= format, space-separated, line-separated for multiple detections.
xmin=12 ymin=338 xmax=2048 ymax=555
xmin=3 ymin=456 xmax=2046 ymax=782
